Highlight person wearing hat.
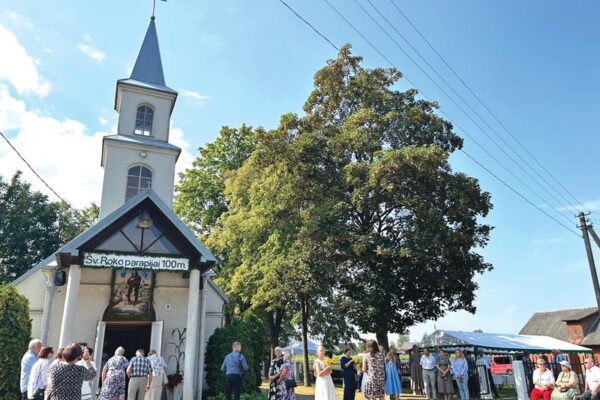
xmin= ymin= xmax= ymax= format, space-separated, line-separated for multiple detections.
xmin=551 ymin=360 xmax=580 ymax=400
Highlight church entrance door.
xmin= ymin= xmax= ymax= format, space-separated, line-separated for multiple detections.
xmin=104 ymin=323 xmax=152 ymax=360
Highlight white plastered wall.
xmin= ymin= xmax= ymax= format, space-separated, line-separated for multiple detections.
xmin=116 ymin=86 xmax=174 ymax=142
xmin=99 ymin=143 xmax=178 ymax=219
xmin=15 ymin=267 xmax=226 ymax=377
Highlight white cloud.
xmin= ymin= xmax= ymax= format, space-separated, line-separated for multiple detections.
xmin=83 ymin=32 xmax=93 ymax=43
xmin=0 ymin=85 xmax=104 ymax=208
xmin=0 ymin=24 xmax=50 ymax=97
xmin=170 ymin=126 xmax=195 ymax=179
xmin=77 ymin=43 xmax=106 ymax=62
xmin=98 ymin=116 xmax=108 ymax=126
xmin=180 ymin=89 xmax=208 ymax=104
xmin=3 ymin=10 xmax=37 ymax=33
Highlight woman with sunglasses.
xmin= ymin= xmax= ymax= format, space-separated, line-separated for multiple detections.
xmin=531 ymin=359 xmax=555 ymax=400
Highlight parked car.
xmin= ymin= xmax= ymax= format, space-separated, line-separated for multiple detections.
xmin=491 ymin=355 xmax=513 ymax=375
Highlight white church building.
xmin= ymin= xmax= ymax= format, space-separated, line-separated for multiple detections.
xmin=14 ymin=16 xmax=226 ymax=399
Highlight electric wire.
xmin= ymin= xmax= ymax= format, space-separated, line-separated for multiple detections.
xmin=352 ymin=0 xmax=578 ymax=220
xmin=387 ymin=0 xmax=589 ymax=214
xmin=323 ymin=0 xmax=575 ymax=226
xmin=0 ymin=129 xmax=80 ymax=216
xmin=278 ymin=0 xmax=339 ymax=51
xmin=278 ymin=0 xmax=581 ymax=237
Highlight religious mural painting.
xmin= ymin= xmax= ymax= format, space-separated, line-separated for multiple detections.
xmin=106 ymin=269 xmax=155 ymax=320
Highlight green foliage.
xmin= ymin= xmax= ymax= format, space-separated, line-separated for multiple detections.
xmin=298 ymin=45 xmax=493 ymax=347
xmin=205 ymin=317 xmax=266 ymax=395
xmin=174 ymin=124 xmax=260 ymax=236
xmin=0 ymin=285 xmax=31 ymax=398
xmin=0 ymin=171 xmax=98 ymax=283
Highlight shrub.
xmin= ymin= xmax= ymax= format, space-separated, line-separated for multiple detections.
xmin=205 ymin=314 xmax=267 ymax=395
xmin=0 ymin=285 xmax=31 ymax=398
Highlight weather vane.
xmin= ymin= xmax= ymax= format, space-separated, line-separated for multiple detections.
xmin=152 ymin=0 xmax=167 ymax=18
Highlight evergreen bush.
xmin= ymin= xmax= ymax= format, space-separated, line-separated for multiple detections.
xmin=0 ymin=285 xmax=31 ymax=398
xmin=205 ymin=313 xmax=267 ymax=395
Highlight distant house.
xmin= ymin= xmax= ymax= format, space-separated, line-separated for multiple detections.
xmin=520 ymin=307 xmax=600 ymax=356
xmin=398 ymin=341 xmax=418 ymax=353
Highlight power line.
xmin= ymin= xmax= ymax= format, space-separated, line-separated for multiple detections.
xmin=461 ymin=149 xmax=580 ymax=237
xmin=0 ymin=129 xmax=78 ymax=213
xmin=352 ymin=0 xmax=578 ymax=219
xmin=323 ymin=0 xmax=575 ymax=226
xmin=278 ymin=0 xmax=338 ymax=51
xmin=387 ymin=0 xmax=589 ymax=214
xmin=278 ymin=0 xmax=581 ymax=237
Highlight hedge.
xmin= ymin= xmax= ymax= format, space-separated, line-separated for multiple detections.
xmin=205 ymin=313 xmax=267 ymax=395
xmin=0 ymin=285 xmax=31 ymax=399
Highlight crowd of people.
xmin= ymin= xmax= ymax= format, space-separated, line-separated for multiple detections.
xmin=19 ymin=339 xmax=167 ymax=400
xmin=529 ymin=356 xmax=600 ymax=400
xmin=408 ymin=344 xmax=500 ymax=400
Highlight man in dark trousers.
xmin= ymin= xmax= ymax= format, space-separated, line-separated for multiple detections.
xmin=221 ymin=342 xmax=249 ymax=400
xmin=340 ymin=347 xmax=357 ymax=400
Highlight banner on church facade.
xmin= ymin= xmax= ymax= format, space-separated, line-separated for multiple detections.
xmin=82 ymin=252 xmax=189 ymax=271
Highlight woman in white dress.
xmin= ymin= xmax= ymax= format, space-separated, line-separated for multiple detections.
xmin=314 ymin=345 xmax=336 ymax=400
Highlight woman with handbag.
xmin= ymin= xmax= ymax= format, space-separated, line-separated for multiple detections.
xmin=280 ymin=352 xmax=296 ymax=400
xmin=551 ymin=361 xmax=580 ymax=400
xmin=145 ymin=350 xmax=167 ymax=400
xmin=27 ymin=347 xmax=54 ymax=399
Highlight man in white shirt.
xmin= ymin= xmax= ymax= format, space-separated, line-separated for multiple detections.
xmin=531 ymin=359 xmax=555 ymax=400
xmin=583 ymin=357 xmax=600 ymax=400
xmin=421 ymin=348 xmax=437 ymax=400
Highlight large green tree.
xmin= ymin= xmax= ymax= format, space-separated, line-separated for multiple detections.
xmin=174 ymin=124 xmax=260 ymax=236
xmin=299 ymin=45 xmax=492 ymax=349
xmin=0 ymin=171 xmax=99 ymax=283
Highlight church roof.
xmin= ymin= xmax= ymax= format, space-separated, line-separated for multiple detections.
xmin=102 ymin=134 xmax=181 ymax=164
xmin=124 ymin=17 xmax=176 ymax=94
xmin=13 ymin=190 xmax=217 ymax=286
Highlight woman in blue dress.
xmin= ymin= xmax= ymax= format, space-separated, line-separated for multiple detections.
xmin=98 ymin=347 xmax=128 ymax=400
xmin=385 ymin=351 xmax=402 ymax=400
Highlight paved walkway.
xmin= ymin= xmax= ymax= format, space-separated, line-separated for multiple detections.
xmin=260 ymin=382 xmax=427 ymax=400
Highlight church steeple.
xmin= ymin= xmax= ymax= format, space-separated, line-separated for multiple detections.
xmin=100 ymin=17 xmax=181 ymax=220
xmin=130 ymin=17 xmax=166 ymax=87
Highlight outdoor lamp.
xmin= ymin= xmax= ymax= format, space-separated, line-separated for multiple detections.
xmin=137 ymin=210 xmax=153 ymax=229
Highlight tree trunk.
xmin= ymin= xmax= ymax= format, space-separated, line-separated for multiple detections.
xmin=267 ymin=308 xmax=285 ymax=361
xmin=376 ymin=331 xmax=389 ymax=352
xmin=300 ymin=295 xmax=311 ymax=387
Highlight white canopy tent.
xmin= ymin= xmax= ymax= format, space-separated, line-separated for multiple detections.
xmin=282 ymin=338 xmax=319 ymax=355
xmin=420 ymin=330 xmax=592 ymax=353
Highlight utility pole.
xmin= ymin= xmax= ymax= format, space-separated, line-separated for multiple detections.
xmin=579 ymin=212 xmax=600 ymax=310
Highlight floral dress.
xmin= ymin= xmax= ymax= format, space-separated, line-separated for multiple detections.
xmin=282 ymin=360 xmax=296 ymax=400
xmin=364 ymin=352 xmax=385 ymax=400
xmin=98 ymin=355 xmax=128 ymax=400
xmin=268 ymin=358 xmax=284 ymax=400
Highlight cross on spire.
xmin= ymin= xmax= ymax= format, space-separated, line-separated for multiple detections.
xmin=152 ymin=0 xmax=167 ymax=18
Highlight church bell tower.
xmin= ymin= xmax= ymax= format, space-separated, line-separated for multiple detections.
xmin=99 ymin=16 xmax=180 ymax=220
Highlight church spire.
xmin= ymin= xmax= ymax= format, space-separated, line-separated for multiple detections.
xmin=130 ymin=17 xmax=166 ymax=86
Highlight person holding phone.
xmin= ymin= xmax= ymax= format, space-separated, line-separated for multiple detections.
xmin=47 ymin=343 xmax=96 ymax=400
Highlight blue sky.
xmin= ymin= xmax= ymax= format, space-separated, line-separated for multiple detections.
xmin=1 ymin=0 xmax=600 ymax=342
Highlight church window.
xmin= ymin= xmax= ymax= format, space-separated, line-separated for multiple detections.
xmin=134 ymin=105 xmax=154 ymax=136
xmin=125 ymin=165 xmax=152 ymax=200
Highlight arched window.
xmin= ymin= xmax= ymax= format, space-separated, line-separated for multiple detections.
xmin=134 ymin=105 xmax=153 ymax=136
xmin=126 ymin=165 xmax=152 ymax=200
